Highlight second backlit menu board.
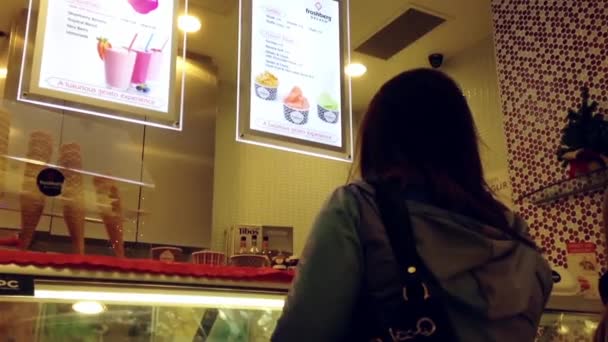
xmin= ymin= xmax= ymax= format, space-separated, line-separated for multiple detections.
xmin=249 ymin=0 xmax=343 ymax=148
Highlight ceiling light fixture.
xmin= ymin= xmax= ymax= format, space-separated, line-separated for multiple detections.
xmin=72 ymin=301 xmax=106 ymax=315
xmin=345 ymin=63 xmax=367 ymax=77
xmin=0 ymin=68 xmax=7 ymax=79
xmin=178 ymin=15 xmax=202 ymax=33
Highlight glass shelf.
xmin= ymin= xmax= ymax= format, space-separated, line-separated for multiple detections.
xmin=0 ymin=155 xmax=150 ymax=222
xmin=519 ymin=168 xmax=608 ymax=205
xmin=0 ymin=263 xmax=288 ymax=342
xmin=3 ymin=154 xmax=155 ymax=188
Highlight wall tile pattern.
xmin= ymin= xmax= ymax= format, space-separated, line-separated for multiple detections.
xmin=492 ymin=0 xmax=608 ymax=267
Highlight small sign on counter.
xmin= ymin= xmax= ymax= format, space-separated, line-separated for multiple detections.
xmin=226 ymin=225 xmax=293 ymax=258
xmin=0 ymin=274 xmax=35 ymax=296
xmin=566 ymin=242 xmax=600 ymax=299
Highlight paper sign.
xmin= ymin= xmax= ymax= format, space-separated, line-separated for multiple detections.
xmin=566 ymin=242 xmax=600 ymax=299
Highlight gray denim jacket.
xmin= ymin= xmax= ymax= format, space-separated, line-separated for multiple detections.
xmin=272 ymin=182 xmax=553 ymax=342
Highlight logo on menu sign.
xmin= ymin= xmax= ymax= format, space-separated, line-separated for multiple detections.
xmin=306 ymin=1 xmax=332 ymax=23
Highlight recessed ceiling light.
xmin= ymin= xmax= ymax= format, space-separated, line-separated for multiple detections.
xmin=345 ymin=63 xmax=367 ymax=77
xmin=72 ymin=301 xmax=106 ymax=315
xmin=178 ymin=15 xmax=202 ymax=33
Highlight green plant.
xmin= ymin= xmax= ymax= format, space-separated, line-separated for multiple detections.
xmin=557 ymin=87 xmax=608 ymax=167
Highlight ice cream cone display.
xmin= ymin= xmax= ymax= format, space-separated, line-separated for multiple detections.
xmin=100 ymin=213 xmax=125 ymax=258
xmin=58 ymin=143 xmax=86 ymax=255
xmin=63 ymin=205 xmax=85 ymax=254
xmin=93 ymin=176 xmax=125 ymax=258
xmin=0 ymin=108 xmax=10 ymax=197
xmin=19 ymin=193 xmax=45 ymax=250
xmin=19 ymin=131 xmax=53 ymax=250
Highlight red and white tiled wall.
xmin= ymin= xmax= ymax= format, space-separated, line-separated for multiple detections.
xmin=491 ymin=0 xmax=608 ymax=267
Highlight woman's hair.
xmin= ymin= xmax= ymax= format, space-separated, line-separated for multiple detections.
xmin=595 ymin=310 xmax=608 ymax=342
xmin=354 ymin=68 xmax=508 ymax=229
xmin=596 ymin=274 xmax=608 ymax=341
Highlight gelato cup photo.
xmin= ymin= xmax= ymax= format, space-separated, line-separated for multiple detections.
xmin=283 ymin=86 xmax=310 ymax=125
xmin=317 ymin=92 xmax=340 ymax=124
xmin=254 ymin=71 xmax=279 ymax=101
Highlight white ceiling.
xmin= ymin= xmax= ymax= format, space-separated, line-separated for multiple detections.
xmin=0 ymin=0 xmax=492 ymax=112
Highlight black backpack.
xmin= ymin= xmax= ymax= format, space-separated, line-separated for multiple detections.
xmin=350 ymin=182 xmax=459 ymax=342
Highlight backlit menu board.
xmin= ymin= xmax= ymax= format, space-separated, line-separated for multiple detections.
xmin=249 ymin=0 xmax=343 ymax=148
xmin=29 ymin=0 xmax=177 ymax=117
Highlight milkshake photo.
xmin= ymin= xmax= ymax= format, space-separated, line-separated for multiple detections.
xmin=103 ymin=47 xmax=137 ymax=90
xmin=32 ymin=0 xmax=176 ymax=114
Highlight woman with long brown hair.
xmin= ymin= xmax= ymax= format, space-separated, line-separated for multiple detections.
xmin=272 ymin=69 xmax=553 ymax=341
xmin=595 ymin=273 xmax=608 ymax=342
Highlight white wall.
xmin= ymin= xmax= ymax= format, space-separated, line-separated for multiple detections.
xmin=211 ymin=83 xmax=351 ymax=255
xmin=444 ymin=36 xmax=509 ymax=176
xmin=444 ymin=36 xmax=512 ymax=206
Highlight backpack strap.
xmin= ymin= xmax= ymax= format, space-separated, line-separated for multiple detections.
xmin=349 ymin=181 xmax=459 ymax=342
xmin=372 ymin=182 xmax=426 ymax=283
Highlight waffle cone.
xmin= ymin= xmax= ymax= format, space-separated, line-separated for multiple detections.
xmin=18 ymin=192 xmax=45 ymax=250
xmin=58 ymin=143 xmax=85 ymax=254
xmin=0 ymin=108 xmax=9 ymax=193
xmin=101 ymin=213 xmax=124 ymax=258
xmin=24 ymin=131 xmax=53 ymax=187
xmin=59 ymin=144 xmax=82 ymax=181
xmin=18 ymin=132 xmax=53 ymax=250
xmin=93 ymin=176 xmax=125 ymax=257
xmin=58 ymin=143 xmax=82 ymax=168
xmin=26 ymin=131 xmax=53 ymax=163
xmin=63 ymin=203 xmax=85 ymax=255
xmin=62 ymin=169 xmax=84 ymax=199
xmin=59 ymin=142 xmax=81 ymax=153
xmin=63 ymin=176 xmax=84 ymax=192
xmin=61 ymin=186 xmax=85 ymax=254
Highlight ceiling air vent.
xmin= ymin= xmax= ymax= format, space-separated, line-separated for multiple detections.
xmin=355 ymin=8 xmax=445 ymax=60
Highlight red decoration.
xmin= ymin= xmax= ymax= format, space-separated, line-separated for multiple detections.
xmin=565 ymin=150 xmax=608 ymax=178
xmin=0 ymin=250 xmax=294 ymax=283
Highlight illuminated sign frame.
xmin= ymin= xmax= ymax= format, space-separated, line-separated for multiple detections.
xmin=236 ymin=0 xmax=354 ymax=162
xmin=16 ymin=0 xmax=188 ymax=131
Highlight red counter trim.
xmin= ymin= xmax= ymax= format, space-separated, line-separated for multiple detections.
xmin=0 ymin=250 xmax=295 ymax=283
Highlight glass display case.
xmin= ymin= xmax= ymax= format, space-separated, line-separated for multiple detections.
xmin=537 ymin=295 xmax=603 ymax=341
xmin=0 ymin=256 xmax=603 ymax=342
xmin=0 ymin=262 xmax=289 ymax=342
